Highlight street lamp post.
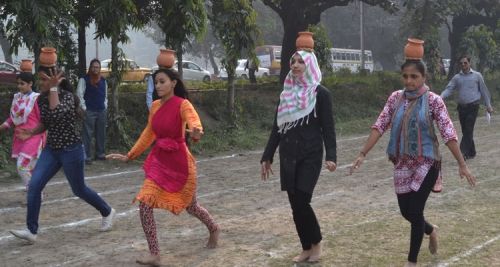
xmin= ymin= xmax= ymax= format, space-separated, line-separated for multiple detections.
xmin=360 ymin=0 xmax=365 ymax=72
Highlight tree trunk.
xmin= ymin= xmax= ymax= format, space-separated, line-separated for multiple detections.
xmin=278 ymin=1 xmax=321 ymax=83
xmin=0 ymin=32 xmax=13 ymax=63
xmin=227 ymin=75 xmax=235 ymax=116
xmin=77 ymin=22 xmax=87 ymax=77
xmin=176 ymin=48 xmax=184 ymax=80
xmin=208 ymin=48 xmax=219 ymax=76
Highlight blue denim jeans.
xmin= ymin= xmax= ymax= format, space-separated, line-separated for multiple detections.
xmin=82 ymin=109 xmax=107 ymax=160
xmin=27 ymin=143 xmax=111 ymax=234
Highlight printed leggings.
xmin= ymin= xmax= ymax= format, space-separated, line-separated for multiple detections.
xmin=139 ymin=197 xmax=219 ymax=255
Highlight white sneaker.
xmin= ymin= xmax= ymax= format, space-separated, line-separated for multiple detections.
xmin=10 ymin=229 xmax=37 ymax=244
xmin=100 ymin=208 xmax=116 ymax=232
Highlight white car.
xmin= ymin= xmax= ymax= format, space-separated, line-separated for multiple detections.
xmin=152 ymin=60 xmax=211 ymax=82
xmin=219 ymin=59 xmax=269 ymax=80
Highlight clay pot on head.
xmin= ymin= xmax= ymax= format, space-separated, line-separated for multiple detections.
xmin=156 ymin=49 xmax=176 ymax=68
xmin=404 ymin=38 xmax=424 ymax=60
xmin=20 ymin=59 xmax=33 ymax=72
xmin=296 ymin=31 xmax=314 ymax=51
xmin=39 ymin=47 xmax=57 ymax=67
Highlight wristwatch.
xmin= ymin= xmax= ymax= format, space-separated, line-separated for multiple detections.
xmin=50 ymin=87 xmax=58 ymax=92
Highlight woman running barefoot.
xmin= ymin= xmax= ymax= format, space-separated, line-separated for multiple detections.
xmin=107 ymin=68 xmax=219 ymax=266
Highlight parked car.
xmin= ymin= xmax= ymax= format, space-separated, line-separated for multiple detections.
xmin=151 ymin=60 xmax=211 ymax=82
xmin=0 ymin=61 xmax=20 ymax=85
xmin=100 ymin=58 xmax=151 ymax=82
xmin=218 ymin=59 xmax=269 ymax=80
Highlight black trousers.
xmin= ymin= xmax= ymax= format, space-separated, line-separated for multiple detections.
xmin=287 ymin=189 xmax=322 ymax=250
xmin=457 ymin=103 xmax=479 ymax=159
xmin=397 ymin=166 xmax=438 ymax=263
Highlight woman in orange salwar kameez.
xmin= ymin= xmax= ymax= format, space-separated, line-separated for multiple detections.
xmin=107 ymin=68 xmax=219 ymax=266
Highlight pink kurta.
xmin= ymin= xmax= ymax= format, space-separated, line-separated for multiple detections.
xmin=2 ymin=93 xmax=45 ymax=159
xmin=372 ymin=90 xmax=457 ymax=194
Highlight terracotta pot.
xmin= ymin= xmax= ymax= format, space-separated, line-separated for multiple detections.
xmin=296 ymin=31 xmax=314 ymax=51
xmin=39 ymin=47 xmax=57 ymax=67
xmin=156 ymin=49 xmax=176 ymax=68
xmin=404 ymin=38 xmax=424 ymax=59
xmin=20 ymin=59 xmax=33 ymax=72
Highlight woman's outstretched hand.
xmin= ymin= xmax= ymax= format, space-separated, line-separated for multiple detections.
xmin=325 ymin=161 xmax=337 ymax=172
xmin=187 ymin=127 xmax=204 ymax=140
xmin=261 ymin=161 xmax=273 ymax=181
xmin=459 ymin=164 xmax=476 ymax=187
xmin=106 ymin=153 xmax=129 ymax=162
xmin=349 ymin=153 xmax=365 ymax=175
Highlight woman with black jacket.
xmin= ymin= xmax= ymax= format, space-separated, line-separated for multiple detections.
xmin=261 ymin=48 xmax=337 ymax=263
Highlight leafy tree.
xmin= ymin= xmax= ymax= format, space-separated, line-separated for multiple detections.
xmin=460 ymin=24 xmax=498 ymax=73
xmin=148 ymin=0 xmax=207 ymax=78
xmin=308 ymin=24 xmax=332 ymax=73
xmin=1 ymin=0 xmax=74 ymax=68
xmin=261 ymin=0 xmax=397 ymax=82
xmin=72 ymin=0 xmax=96 ymax=76
xmin=94 ymin=0 xmax=151 ymax=147
xmin=211 ymin=0 xmax=259 ymax=115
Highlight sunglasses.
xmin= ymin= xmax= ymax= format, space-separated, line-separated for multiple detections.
xmin=402 ymin=74 xmax=420 ymax=79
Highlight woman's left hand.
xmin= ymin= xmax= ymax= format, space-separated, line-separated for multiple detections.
xmin=187 ymin=127 xmax=204 ymax=140
xmin=106 ymin=153 xmax=129 ymax=162
xmin=325 ymin=161 xmax=337 ymax=172
xmin=39 ymin=68 xmax=65 ymax=88
xmin=459 ymin=164 xmax=476 ymax=187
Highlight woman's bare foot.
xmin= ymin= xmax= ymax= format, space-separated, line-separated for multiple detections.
xmin=429 ymin=226 xmax=438 ymax=255
xmin=206 ymin=228 xmax=220 ymax=249
xmin=308 ymin=242 xmax=321 ymax=262
xmin=292 ymin=250 xmax=311 ymax=263
xmin=136 ymin=254 xmax=161 ymax=266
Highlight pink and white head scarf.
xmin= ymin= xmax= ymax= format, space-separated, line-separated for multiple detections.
xmin=277 ymin=50 xmax=322 ymax=133
xmin=10 ymin=91 xmax=40 ymax=126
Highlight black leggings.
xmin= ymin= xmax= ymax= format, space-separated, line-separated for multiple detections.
xmin=397 ymin=166 xmax=438 ymax=263
xmin=287 ymin=189 xmax=322 ymax=250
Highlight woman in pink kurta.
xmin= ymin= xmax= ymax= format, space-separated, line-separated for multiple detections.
xmin=349 ymin=59 xmax=476 ymax=266
xmin=0 ymin=72 xmax=45 ymax=190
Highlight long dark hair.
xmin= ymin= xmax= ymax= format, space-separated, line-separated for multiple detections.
xmin=38 ymin=65 xmax=84 ymax=119
xmin=152 ymin=68 xmax=189 ymax=99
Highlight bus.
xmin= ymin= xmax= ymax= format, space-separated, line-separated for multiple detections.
xmin=255 ymin=45 xmax=281 ymax=76
xmin=330 ymin=48 xmax=374 ymax=73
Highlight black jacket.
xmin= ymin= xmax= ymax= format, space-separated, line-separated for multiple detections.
xmin=261 ymin=85 xmax=337 ymax=193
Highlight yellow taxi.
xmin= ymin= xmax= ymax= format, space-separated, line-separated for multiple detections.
xmin=100 ymin=58 xmax=151 ymax=82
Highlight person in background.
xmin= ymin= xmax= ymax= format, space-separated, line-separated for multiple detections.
xmin=0 ymin=72 xmax=45 ymax=193
xmin=440 ymin=55 xmax=493 ymax=160
xmin=76 ymin=59 xmax=108 ymax=165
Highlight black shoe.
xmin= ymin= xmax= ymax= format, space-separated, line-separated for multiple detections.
xmin=95 ymin=156 xmax=106 ymax=161
xmin=85 ymin=159 xmax=93 ymax=165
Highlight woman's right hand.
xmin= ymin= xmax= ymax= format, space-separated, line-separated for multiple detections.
xmin=106 ymin=153 xmax=129 ymax=162
xmin=349 ymin=153 xmax=365 ymax=175
xmin=16 ymin=128 xmax=33 ymax=140
xmin=459 ymin=164 xmax=476 ymax=187
xmin=261 ymin=161 xmax=273 ymax=181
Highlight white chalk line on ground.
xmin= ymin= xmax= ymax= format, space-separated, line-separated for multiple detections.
xmin=438 ymin=234 xmax=500 ymax=267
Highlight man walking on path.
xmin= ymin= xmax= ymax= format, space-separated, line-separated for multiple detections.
xmin=441 ymin=55 xmax=493 ymax=160
xmin=77 ymin=59 xmax=108 ymax=165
